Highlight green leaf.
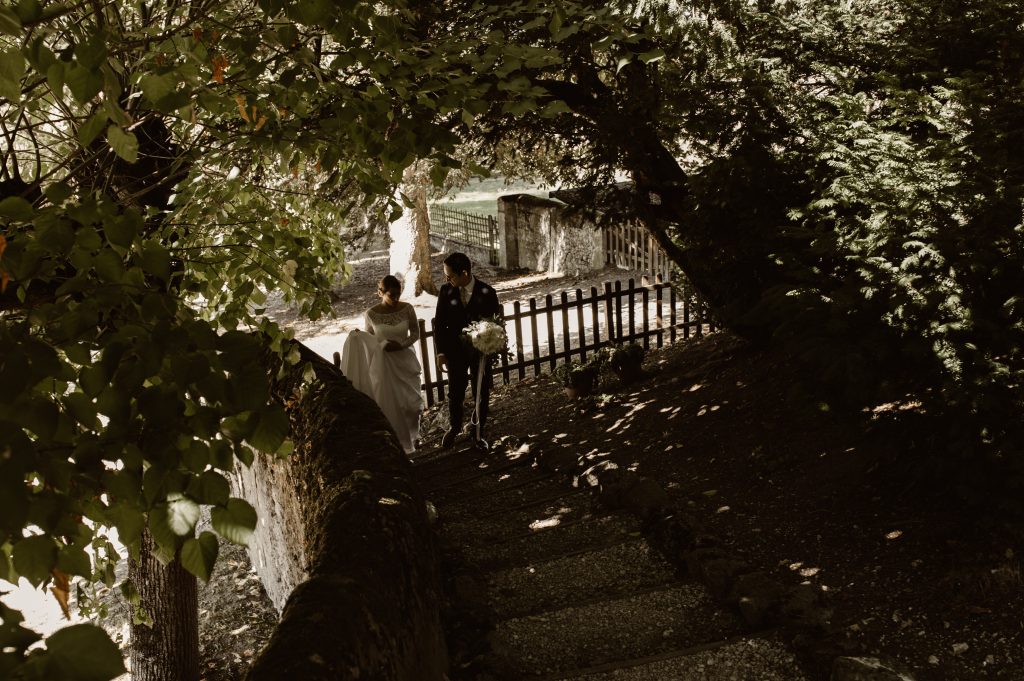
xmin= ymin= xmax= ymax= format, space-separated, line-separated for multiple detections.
xmin=639 ymin=48 xmax=666 ymax=64
xmin=209 ymin=439 xmax=234 ymax=471
xmin=12 ymin=535 xmax=57 ymax=587
xmin=147 ymin=504 xmax=181 ymax=555
xmin=93 ymin=249 xmax=125 ymax=283
xmin=65 ymin=64 xmax=103 ymax=103
xmin=44 ymin=624 xmax=126 ymax=681
xmin=43 ymin=181 xmax=73 ymax=205
xmin=78 ymin=111 xmax=108 ymax=147
xmin=541 ymin=100 xmax=572 ymax=117
xmin=187 ymin=471 xmax=230 ymax=506
xmin=429 ymin=164 xmax=449 ymax=186
xmin=211 ymin=498 xmax=257 ymax=546
xmin=64 ymin=392 xmax=98 ymax=428
xmin=0 ymin=196 xmax=34 ymax=221
xmin=56 ymin=546 xmax=91 ymax=577
xmin=0 ymin=541 xmax=16 ymax=583
xmin=180 ymin=531 xmax=218 ymax=583
xmin=0 ymin=47 xmax=25 ymax=100
xmin=0 ymin=5 xmax=22 ymax=34
xmin=140 ymin=240 xmax=171 ymax=281
xmin=27 ymin=36 xmax=56 ymax=71
xmin=166 ymin=493 xmax=200 ymax=536
xmin=293 ymin=0 xmax=331 ymax=25
xmin=46 ymin=60 xmax=64 ymax=94
xmin=107 ymin=125 xmax=138 ymax=163
xmin=106 ymin=504 xmax=144 ymax=549
xmin=548 ymin=11 xmax=562 ymax=36
xmin=249 ymin=408 xmax=289 ymax=453
xmin=73 ymin=33 xmax=108 ymax=70
xmin=104 ymin=211 xmax=139 ymax=248
xmin=15 ymin=0 xmax=42 ymax=23
xmin=78 ymin=364 xmax=107 ymax=397
xmin=138 ymin=73 xmax=174 ymax=105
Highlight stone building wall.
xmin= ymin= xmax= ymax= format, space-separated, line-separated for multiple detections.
xmin=497 ymin=194 xmax=604 ymax=276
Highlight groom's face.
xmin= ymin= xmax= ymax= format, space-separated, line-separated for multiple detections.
xmin=444 ymin=264 xmax=471 ymax=288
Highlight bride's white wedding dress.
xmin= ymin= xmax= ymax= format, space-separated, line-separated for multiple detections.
xmin=340 ymin=303 xmax=423 ymax=454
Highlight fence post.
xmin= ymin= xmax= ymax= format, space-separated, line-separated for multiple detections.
xmin=614 ymin=280 xmax=624 ymax=342
xmin=417 ymin=319 xmax=434 ymax=408
xmin=545 ymin=294 xmax=557 ymax=371
xmin=575 ymin=289 xmax=587 ymax=362
xmin=626 ymin=278 xmax=636 ymax=342
xmin=695 ymin=293 xmax=704 ymax=338
xmin=671 ymin=285 xmax=679 ymax=343
xmin=514 ymin=301 xmax=526 ymax=380
xmin=655 ymin=284 xmax=664 ymax=349
xmin=682 ymin=290 xmax=690 ymax=340
xmin=603 ymin=281 xmax=615 ymax=343
xmin=488 ymin=215 xmax=498 ymax=265
xmin=641 ymin=285 xmax=649 ymax=350
xmin=560 ymin=292 xmax=571 ymax=366
xmin=529 ymin=298 xmax=541 ymax=378
xmin=591 ymin=286 xmax=602 ymax=350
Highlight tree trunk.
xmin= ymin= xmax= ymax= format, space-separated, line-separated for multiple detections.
xmin=390 ymin=164 xmax=438 ymax=299
xmin=129 ymin=529 xmax=200 ymax=681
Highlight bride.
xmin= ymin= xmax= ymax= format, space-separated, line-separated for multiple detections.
xmin=340 ymin=275 xmax=424 ymax=454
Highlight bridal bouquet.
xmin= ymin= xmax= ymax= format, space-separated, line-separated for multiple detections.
xmin=463 ymin=317 xmax=507 ymax=356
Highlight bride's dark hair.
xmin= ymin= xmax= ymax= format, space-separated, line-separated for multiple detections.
xmin=379 ymin=275 xmax=401 ymax=296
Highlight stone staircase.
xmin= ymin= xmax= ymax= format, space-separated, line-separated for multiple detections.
xmin=412 ymin=441 xmax=812 ymax=681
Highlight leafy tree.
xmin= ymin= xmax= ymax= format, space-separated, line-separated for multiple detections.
xmin=0 ymin=0 xmax=607 ymax=674
xmin=455 ymin=0 xmax=1023 ymax=467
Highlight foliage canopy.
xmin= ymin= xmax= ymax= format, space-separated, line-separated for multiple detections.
xmin=2 ymin=0 xmax=1022 ymax=676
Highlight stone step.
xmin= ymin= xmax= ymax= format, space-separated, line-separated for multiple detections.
xmin=413 ymin=447 xmax=520 ymax=482
xmin=424 ymin=462 xmax=555 ymax=503
xmin=435 ymin=477 xmax=586 ymax=519
xmin=462 ymin=512 xmax=643 ymax=571
xmin=486 ymin=538 xmax=679 ymax=619
xmin=551 ymin=637 xmax=810 ymax=680
xmin=441 ymin=493 xmax=601 ymax=547
xmin=411 ymin=435 xmax=532 ymax=478
xmin=491 ymin=584 xmax=743 ymax=677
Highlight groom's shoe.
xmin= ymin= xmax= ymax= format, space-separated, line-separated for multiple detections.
xmin=441 ymin=428 xmax=458 ymax=448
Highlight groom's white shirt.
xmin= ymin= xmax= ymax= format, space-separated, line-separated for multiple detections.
xmin=461 ymin=276 xmax=475 ymax=306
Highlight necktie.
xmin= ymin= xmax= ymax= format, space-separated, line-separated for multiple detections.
xmin=461 ymin=285 xmax=471 ymax=307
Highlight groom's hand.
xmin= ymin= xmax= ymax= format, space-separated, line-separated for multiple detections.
xmin=384 ymin=340 xmax=402 ymax=352
xmin=437 ymin=353 xmax=448 ymax=372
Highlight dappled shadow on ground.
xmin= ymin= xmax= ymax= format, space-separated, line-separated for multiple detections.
xmin=434 ymin=333 xmax=1024 ymax=681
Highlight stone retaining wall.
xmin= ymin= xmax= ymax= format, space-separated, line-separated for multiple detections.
xmin=238 ymin=346 xmax=447 ymax=681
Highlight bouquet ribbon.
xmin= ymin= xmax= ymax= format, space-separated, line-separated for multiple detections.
xmin=469 ymin=355 xmax=486 ymax=441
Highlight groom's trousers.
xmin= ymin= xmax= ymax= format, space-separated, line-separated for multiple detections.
xmin=447 ymin=355 xmax=492 ymax=435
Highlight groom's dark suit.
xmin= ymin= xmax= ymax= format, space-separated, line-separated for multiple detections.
xmin=434 ymin=278 xmax=502 ymax=436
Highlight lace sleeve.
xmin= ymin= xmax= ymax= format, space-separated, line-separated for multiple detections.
xmin=363 ymin=311 xmax=374 ymax=334
xmin=401 ymin=305 xmax=420 ymax=348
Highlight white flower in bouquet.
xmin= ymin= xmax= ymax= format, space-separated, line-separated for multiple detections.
xmin=464 ymin=319 xmax=507 ymax=356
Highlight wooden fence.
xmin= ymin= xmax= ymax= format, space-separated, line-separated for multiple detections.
xmin=414 ymin=278 xmax=717 ymax=406
xmin=604 ymin=222 xmax=674 ymax=282
xmin=428 ymin=204 xmax=499 ymax=265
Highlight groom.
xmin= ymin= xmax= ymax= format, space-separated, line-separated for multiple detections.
xmin=435 ymin=252 xmax=502 ymax=449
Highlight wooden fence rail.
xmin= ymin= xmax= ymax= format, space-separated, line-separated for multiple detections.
xmin=415 ymin=278 xmax=717 ymax=406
